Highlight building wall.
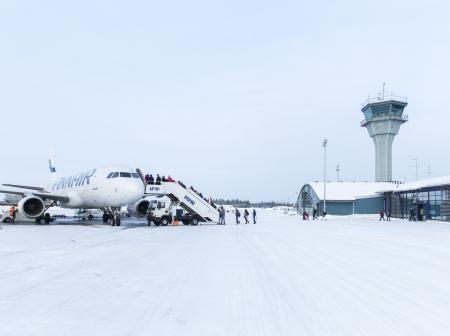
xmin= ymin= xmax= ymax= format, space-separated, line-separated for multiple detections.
xmin=320 ymin=201 xmax=354 ymax=215
xmin=355 ymin=197 xmax=385 ymax=214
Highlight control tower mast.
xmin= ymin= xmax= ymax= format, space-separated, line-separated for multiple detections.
xmin=361 ymin=87 xmax=408 ymax=182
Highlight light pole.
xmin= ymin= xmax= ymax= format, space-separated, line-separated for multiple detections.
xmin=322 ymin=139 xmax=328 ymax=214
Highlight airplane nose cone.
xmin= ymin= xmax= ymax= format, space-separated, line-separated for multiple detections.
xmin=126 ymin=180 xmax=145 ymax=203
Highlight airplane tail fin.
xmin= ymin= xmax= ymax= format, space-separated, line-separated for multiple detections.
xmin=48 ymin=148 xmax=58 ymax=183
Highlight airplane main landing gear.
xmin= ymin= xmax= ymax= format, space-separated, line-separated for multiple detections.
xmin=102 ymin=208 xmax=121 ymax=226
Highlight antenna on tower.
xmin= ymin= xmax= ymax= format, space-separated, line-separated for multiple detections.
xmin=411 ymin=158 xmax=419 ymax=180
xmin=336 ymin=165 xmax=340 ymax=182
xmin=426 ymin=165 xmax=433 ymax=179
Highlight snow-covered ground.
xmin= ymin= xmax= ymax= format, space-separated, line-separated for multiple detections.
xmin=1 ymin=210 xmax=450 ymax=336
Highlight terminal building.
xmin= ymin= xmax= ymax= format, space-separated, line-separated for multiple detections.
xmin=296 ymin=90 xmax=450 ymax=221
xmin=296 ymin=178 xmax=450 ymax=221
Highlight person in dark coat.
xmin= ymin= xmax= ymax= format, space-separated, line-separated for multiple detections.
xmin=252 ymin=209 xmax=257 ymax=224
xmin=312 ymin=208 xmax=318 ymax=220
xmin=148 ymin=174 xmax=155 ymax=184
xmin=379 ymin=210 xmax=385 ymax=221
xmin=409 ymin=207 xmax=416 ymax=221
xmin=386 ymin=210 xmax=391 ymax=221
xmin=244 ymin=209 xmax=249 ymax=224
xmin=235 ymin=209 xmax=241 ymax=225
xmin=156 ymin=174 xmax=162 ymax=185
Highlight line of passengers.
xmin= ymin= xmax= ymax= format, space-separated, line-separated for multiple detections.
xmin=144 ymin=174 xmax=175 ymax=185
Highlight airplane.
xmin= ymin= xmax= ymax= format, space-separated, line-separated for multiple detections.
xmin=0 ymin=158 xmax=150 ymax=226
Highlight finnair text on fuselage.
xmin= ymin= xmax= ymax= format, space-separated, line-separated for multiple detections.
xmin=52 ymin=169 xmax=96 ymax=191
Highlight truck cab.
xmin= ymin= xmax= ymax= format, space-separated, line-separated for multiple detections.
xmin=147 ymin=198 xmax=201 ymax=226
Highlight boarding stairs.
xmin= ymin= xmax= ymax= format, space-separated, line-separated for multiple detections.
xmin=145 ymin=182 xmax=220 ymax=223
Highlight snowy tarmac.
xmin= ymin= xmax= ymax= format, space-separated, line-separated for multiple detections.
xmin=1 ymin=211 xmax=450 ymax=335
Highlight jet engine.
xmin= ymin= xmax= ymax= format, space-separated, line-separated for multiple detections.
xmin=127 ymin=199 xmax=150 ymax=218
xmin=17 ymin=196 xmax=46 ymax=218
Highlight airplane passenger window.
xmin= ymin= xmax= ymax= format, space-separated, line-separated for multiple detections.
xmin=107 ymin=172 xmax=114 ymax=179
xmin=112 ymin=172 xmax=119 ymax=178
xmin=120 ymin=172 xmax=132 ymax=178
xmin=131 ymin=173 xmax=139 ymax=178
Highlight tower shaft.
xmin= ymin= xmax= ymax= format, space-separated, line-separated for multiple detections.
xmin=361 ymin=95 xmax=408 ymax=182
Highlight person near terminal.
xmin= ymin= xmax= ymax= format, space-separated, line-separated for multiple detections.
xmin=312 ymin=208 xmax=318 ymax=220
xmin=409 ymin=207 xmax=416 ymax=221
xmin=379 ymin=210 xmax=385 ymax=221
xmin=235 ymin=209 xmax=241 ymax=225
xmin=386 ymin=210 xmax=391 ymax=221
xmin=252 ymin=209 xmax=257 ymax=224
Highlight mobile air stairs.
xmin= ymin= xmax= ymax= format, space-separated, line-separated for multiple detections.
xmin=144 ymin=182 xmax=220 ymax=225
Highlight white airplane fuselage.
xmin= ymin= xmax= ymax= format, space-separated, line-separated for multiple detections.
xmin=50 ymin=165 xmax=144 ymax=209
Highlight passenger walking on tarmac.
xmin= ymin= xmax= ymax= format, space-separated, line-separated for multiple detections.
xmin=386 ymin=210 xmax=391 ymax=221
xmin=222 ymin=207 xmax=226 ymax=225
xmin=235 ymin=209 xmax=241 ymax=225
xmin=312 ymin=208 xmax=318 ymax=220
xmin=244 ymin=209 xmax=250 ymax=224
xmin=217 ymin=207 xmax=223 ymax=225
xmin=252 ymin=209 xmax=257 ymax=224
xmin=156 ymin=174 xmax=162 ymax=185
xmin=379 ymin=210 xmax=385 ymax=221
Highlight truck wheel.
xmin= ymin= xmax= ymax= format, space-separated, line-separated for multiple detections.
xmin=4 ymin=218 xmax=11 ymax=223
xmin=44 ymin=213 xmax=51 ymax=224
xmin=161 ymin=218 xmax=169 ymax=226
xmin=88 ymin=215 xmax=93 ymax=221
xmin=102 ymin=214 xmax=109 ymax=223
xmin=191 ymin=217 xmax=199 ymax=226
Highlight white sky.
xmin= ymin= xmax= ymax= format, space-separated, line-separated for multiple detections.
xmin=0 ymin=0 xmax=449 ymax=202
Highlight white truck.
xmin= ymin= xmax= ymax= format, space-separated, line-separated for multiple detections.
xmin=140 ymin=182 xmax=220 ymax=226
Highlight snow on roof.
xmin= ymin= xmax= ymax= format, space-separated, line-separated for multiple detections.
xmin=306 ymin=182 xmax=395 ymax=201
xmin=378 ymin=175 xmax=450 ymax=193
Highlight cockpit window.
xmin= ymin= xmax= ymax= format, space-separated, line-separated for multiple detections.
xmin=111 ymin=172 xmax=119 ymax=178
xmin=131 ymin=173 xmax=139 ymax=178
xmin=107 ymin=172 xmax=114 ymax=179
xmin=120 ymin=172 xmax=132 ymax=178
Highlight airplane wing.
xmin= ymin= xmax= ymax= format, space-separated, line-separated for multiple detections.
xmin=31 ymin=192 xmax=70 ymax=203
xmin=0 ymin=189 xmax=26 ymax=196
xmin=0 ymin=190 xmax=70 ymax=203
xmin=2 ymin=184 xmax=46 ymax=192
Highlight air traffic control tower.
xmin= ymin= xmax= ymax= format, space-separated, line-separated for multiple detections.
xmin=361 ymin=92 xmax=408 ymax=182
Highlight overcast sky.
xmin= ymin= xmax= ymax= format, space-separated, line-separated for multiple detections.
xmin=0 ymin=0 xmax=449 ymax=202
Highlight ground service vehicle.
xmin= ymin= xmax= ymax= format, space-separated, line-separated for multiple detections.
xmin=144 ymin=182 xmax=220 ymax=225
